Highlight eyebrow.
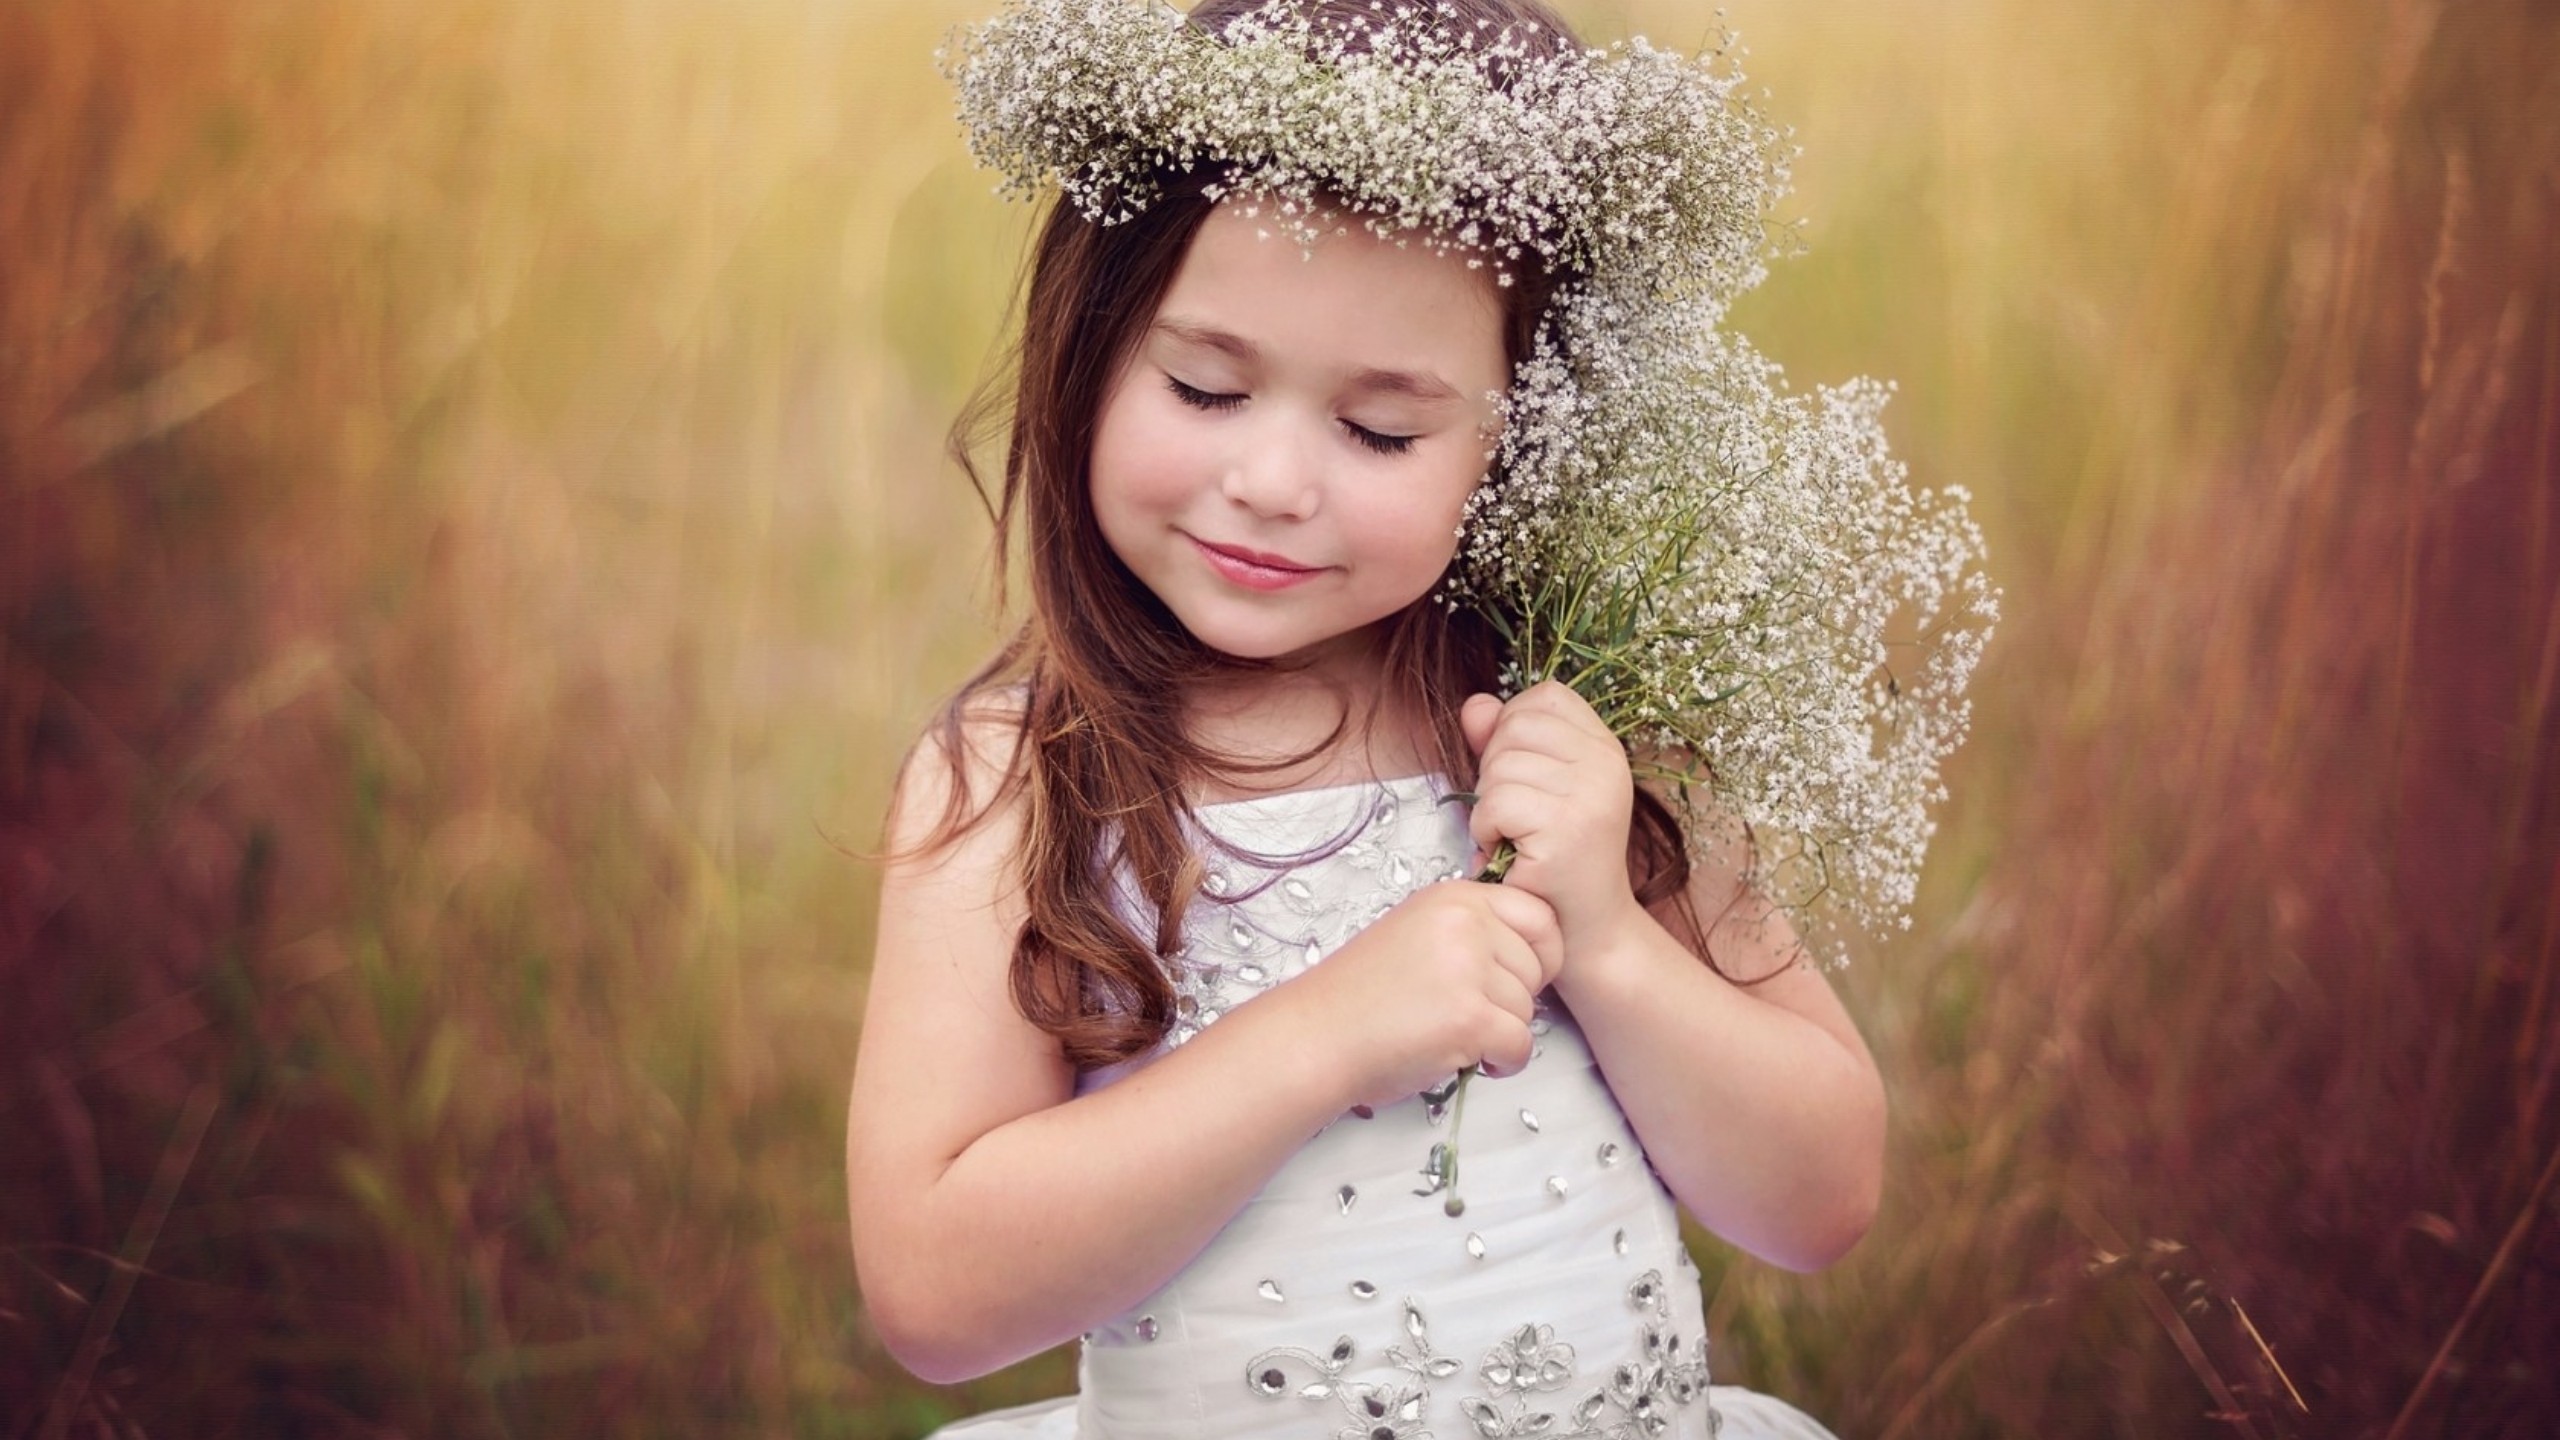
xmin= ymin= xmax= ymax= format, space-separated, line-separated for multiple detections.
xmin=1152 ymin=318 xmax=1464 ymax=405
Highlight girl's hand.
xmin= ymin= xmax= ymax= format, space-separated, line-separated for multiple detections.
xmin=1460 ymin=682 xmax=1646 ymax=965
xmin=1276 ymin=879 xmax=1564 ymax=1113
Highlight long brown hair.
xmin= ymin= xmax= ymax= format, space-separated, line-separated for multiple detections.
xmin=918 ymin=0 xmax=1704 ymax=1069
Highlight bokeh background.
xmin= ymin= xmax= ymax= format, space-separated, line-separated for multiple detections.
xmin=4 ymin=0 xmax=2554 ymax=1435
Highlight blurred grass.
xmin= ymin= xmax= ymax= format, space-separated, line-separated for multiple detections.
xmin=2 ymin=0 xmax=2554 ymax=1436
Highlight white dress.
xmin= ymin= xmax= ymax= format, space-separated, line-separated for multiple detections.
xmin=930 ymin=774 xmax=1839 ymax=1440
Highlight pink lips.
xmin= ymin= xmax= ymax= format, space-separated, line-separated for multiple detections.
xmin=1187 ymin=534 xmax=1326 ymax=591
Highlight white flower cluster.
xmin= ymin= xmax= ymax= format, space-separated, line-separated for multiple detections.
xmin=1460 ymin=277 xmax=1996 ymax=959
xmin=945 ymin=0 xmax=1998 ymax=962
xmin=942 ymin=0 xmax=1786 ymax=302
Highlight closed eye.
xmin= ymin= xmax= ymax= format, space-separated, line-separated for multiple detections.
xmin=1169 ymin=374 xmax=1415 ymax=456
xmin=1342 ymin=422 xmax=1415 ymax=457
xmin=1166 ymin=376 xmax=1244 ymax=412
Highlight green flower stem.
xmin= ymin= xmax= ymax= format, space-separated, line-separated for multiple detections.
xmin=1432 ymin=835 xmax=1516 ymax=1215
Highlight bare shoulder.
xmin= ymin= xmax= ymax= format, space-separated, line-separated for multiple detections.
xmin=870 ymin=690 xmax=1037 ymax=1012
xmin=884 ymin=686 xmax=1031 ymax=864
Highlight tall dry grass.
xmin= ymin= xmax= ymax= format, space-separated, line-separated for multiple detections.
xmin=2 ymin=0 xmax=2553 ymax=1436
xmin=3 ymin=2 xmax=1027 ymax=1432
xmin=1685 ymin=2 xmax=2560 ymax=1434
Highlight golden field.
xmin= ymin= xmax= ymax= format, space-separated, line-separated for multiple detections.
xmin=2 ymin=1 xmax=2553 ymax=1435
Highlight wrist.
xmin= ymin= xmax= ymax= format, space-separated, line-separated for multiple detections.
xmin=1240 ymin=966 xmax=1381 ymax=1118
xmin=1554 ymin=899 xmax=1664 ymax=1013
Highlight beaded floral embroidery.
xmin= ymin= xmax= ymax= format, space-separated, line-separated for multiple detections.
xmin=1166 ymin=781 xmax=1469 ymax=1047
xmin=1244 ymin=1271 xmax=1714 ymax=1439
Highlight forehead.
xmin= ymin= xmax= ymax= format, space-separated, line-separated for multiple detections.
xmin=1151 ymin=199 xmax=1509 ymax=390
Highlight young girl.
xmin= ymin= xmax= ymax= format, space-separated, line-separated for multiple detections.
xmin=849 ymin=3 xmax=1884 ymax=1436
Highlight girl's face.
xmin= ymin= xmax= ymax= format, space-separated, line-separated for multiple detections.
xmin=1090 ymin=198 xmax=1509 ymax=676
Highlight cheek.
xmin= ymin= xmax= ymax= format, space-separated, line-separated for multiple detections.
xmin=1357 ymin=462 xmax=1480 ymax=577
xmin=1089 ymin=382 xmax=1176 ymax=522
xmin=1409 ymin=451 xmax=1488 ymax=539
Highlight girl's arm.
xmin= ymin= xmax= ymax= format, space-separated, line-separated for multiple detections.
xmin=847 ymin=720 xmax=1562 ymax=1383
xmin=1461 ymin=685 xmax=1886 ymax=1273
xmin=1550 ymin=872 xmax=1884 ymax=1272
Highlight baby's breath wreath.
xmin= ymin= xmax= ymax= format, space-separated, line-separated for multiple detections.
xmin=946 ymin=0 xmax=1998 ymax=1207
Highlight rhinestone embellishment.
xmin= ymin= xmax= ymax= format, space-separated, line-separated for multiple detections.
xmin=1241 ymin=1274 xmax=1711 ymax=1434
xmin=1421 ymin=1073 xmax=1462 ymax=1128
xmin=1165 ymin=778 xmax=1463 ymax=1051
xmin=1413 ymin=1143 xmax=1452 ymax=1198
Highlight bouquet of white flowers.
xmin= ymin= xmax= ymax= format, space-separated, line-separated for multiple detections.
xmin=1456 ymin=277 xmax=1997 ymax=968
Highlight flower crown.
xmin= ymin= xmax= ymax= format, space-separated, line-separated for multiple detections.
xmin=943 ymin=0 xmax=1997 ymax=962
xmin=942 ymin=0 xmax=1788 ymax=305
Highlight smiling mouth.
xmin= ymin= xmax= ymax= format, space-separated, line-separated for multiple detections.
xmin=1187 ymin=534 xmax=1325 ymax=590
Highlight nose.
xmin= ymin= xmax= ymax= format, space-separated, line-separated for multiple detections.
xmin=1218 ymin=415 xmax=1322 ymax=520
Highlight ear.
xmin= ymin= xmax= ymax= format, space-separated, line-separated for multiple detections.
xmin=1459 ymin=692 xmax=1504 ymax=757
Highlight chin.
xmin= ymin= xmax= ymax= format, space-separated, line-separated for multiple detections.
xmin=1161 ymin=595 xmax=1401 ymax=673
xmin=1165 ymin=609 xmax=1313 ymax=665
xmin=1231 ymin=629 xmax=1394 ymax=676
xmin=1192 ymin=632 xmax=1311 ymax=665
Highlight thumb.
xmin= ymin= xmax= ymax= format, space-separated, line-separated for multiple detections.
xmin=1459 ymin=692 xmax=1504 ymax=757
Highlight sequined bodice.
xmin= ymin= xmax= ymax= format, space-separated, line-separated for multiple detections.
xmin=1072 ymin=775 xmax=1719 ymax=1440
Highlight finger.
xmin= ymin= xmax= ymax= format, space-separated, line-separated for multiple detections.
xmin=1468 ymin=787 xmax=1526 ymax=855
xmin=1478 ymin=1014 xmax=1536 ymax=1077
xmin=1481 ymin=885 xmax=1565 ymax=988
xmin=1460 ymin=692 xmax=1504 ymax=758
xmin=1463 ymin=901 xmax=1541 ymax=1001
xmin=1487 ymin=705 xmax=1616 ymax=765
xmin=1521 ymin=679 xmax=1610 ymax=732
xmin=1482 ymin=938 xmax=1540 ymax=1022
xmin=1458 ymin=885 xmax=1545 ymax=998
xmin=1476 ymin=747 xmax=1582 ymax=802
xmin=1469 ymin=786 xmax=1564 ymax=859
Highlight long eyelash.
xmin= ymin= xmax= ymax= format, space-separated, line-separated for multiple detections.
xmin=1345 ymin=423 xmax=1415 ymax=457
xmin=1168 ymin=374 xmax=1413 ymax=456
xmin=1166 ymin=376 xmax=1243 ymax=411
